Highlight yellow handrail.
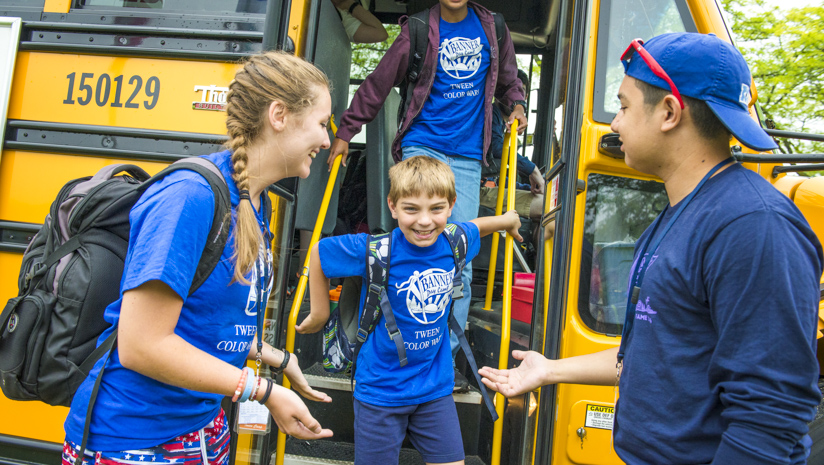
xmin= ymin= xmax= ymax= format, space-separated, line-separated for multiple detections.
xmin=483 ymin=128 xmax=514 ymax=310
xmin=491 ymin=122 xmax=519 ymax=465
xmin=275 ymin=118 xmax=341 ymax=465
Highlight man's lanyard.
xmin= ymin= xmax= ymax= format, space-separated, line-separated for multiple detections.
xmin=616 ymin=158 xmax=734 ymax=363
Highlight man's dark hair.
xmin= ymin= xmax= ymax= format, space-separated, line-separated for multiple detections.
xmin=517 ymin=69 xmax=531 ymax=95
xmin=634 ymin=79 xmax=730 ymax=142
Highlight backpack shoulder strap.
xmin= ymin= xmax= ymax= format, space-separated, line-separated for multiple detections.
xmin=442 ymin=223 xmax=468 ymax=300
xmin=141 ymin=157 xmax=232 ymax=296
xmin=491 ymin=12 xmax=506 ymax=48
xmin=441 ymin=223 xmax=498 ymax=421
xmin=397 ymin=9 xmax=430 ymax=127
xmin=351 ymin=232 xmax=394 ymax=377
xmin=357 ymin=232 xmax=392 ymax=343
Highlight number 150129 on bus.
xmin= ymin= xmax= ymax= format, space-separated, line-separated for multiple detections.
xmin=63 ymin=72 xmax=160 ymax=110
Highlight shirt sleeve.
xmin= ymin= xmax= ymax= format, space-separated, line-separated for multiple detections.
xmin=336 ymin=8 xmax=361 ymax=42
xmin=704 ymin=211 xmax=823 ymax=465
xmin=122 ymin=173 xmax=215 ymax=300
xmin=458 ymin=222 xmax=482 ymax=264
xmin=318 ymin=233 xmax=370 ymax=279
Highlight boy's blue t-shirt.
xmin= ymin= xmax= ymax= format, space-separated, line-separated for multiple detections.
xmin=318 ymin=223 xmax=480 ymax=406
xmin=402 ymin=9 xmax=489 ymax=160
xmin=614 ymin=164 xmax=823 ymax=464
xmin=64 ymin=150 xmax=273 ymax=451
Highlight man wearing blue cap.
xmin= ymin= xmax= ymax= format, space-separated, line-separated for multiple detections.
xmin=479 ymin=32 xmax=824 ymax=464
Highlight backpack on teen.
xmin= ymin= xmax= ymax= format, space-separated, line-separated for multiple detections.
xmin=397 ymin=8 xmax=507 ymax=127
xmin=321 ymin=224 xmax=499 ymax=421
xmin=0 ymin=158 xmax=234 ymax=407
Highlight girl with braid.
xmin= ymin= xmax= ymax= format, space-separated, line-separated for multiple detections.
xmin=62 ymin=51 xmax=334 ymax=465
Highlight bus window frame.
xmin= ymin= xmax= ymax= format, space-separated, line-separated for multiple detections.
xmin=72 ymin=0 xmax=269 ymax=15
xmin=591 ymin=0 xmax=697 ymax=124
xmin=578 ymin=172 xmax=667 ymax=336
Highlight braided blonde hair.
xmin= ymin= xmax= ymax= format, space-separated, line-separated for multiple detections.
xmin=225 ymin=51 xmax=329 ymax=283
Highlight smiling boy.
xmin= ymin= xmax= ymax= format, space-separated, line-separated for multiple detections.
xmin=298 ymin=156 xmax=520 ymax=464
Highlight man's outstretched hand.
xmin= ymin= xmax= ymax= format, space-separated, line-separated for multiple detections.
xmin=479 ymin=350 xmax=548 ymax=397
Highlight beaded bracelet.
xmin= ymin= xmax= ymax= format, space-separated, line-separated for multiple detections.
xmin=259 ymin=379 xmax=275 ymax=404
xmin=232 ymin=367 xmax=249 ymax=402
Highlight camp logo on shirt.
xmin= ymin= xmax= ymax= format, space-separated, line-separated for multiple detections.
xmin=439 ymin=37 xmax=483 ymax=79
xmin=635 ymin=296 xmax=657 ymax=324
xmin=396 ymin=268 xmax=455 ymax=324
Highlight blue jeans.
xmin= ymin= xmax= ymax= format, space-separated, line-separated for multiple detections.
xmin=402 ymin=146 xmax=481 ymax=361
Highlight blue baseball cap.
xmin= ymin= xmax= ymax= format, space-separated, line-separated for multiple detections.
xmin=622 ymin=32 xmax=777 ymax=151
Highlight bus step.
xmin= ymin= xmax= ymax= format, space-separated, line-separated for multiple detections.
xmin=303 ymin=363 xmax=483 ymax=404
xmin=281 ymin=439 xmax=487 ymax=465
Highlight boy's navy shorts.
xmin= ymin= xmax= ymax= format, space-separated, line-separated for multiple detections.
xmin=354 ymin=394 xmax=464 ymax=464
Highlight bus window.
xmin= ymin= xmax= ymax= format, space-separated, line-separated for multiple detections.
xmin=579 ymin=174 xmax=667 ymax=335
xmin=74 ymin=0 xmax=267 ymax=14
xmin=592 ymin=0 xmax=696 ymax=123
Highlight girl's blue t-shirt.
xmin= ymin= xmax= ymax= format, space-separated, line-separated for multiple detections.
xmin=402 ymin=9 xmax=490 ymax=160
xmin=64 ymin=150 xmax=272 ymax=451
xmin=318 ymin=223 xmax=480 ymax=406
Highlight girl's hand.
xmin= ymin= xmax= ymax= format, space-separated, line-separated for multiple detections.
xmin=283 ymin=352 xmax=332 ymax=403
xmin=265 ymin=385 xmax=333 ymax=439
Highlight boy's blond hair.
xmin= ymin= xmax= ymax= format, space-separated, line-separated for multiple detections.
xmin=388 ymin=156 xmax=456 ymax=205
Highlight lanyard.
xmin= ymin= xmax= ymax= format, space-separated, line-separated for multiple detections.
xmin=616 ymin=158 xmax=733 ymax=363
xmin=254 ymin=200 xmax=272 ymax=371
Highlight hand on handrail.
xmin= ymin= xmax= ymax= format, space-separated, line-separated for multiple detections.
xmin=328 ymin=138 xmax=349 ymax=171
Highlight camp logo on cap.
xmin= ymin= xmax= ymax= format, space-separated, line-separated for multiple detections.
xmin=739 ymin=84 xmax=751 ymax=106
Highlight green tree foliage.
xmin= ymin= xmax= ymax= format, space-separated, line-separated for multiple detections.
xmin=721 ymin=0 xmax=824 ymax=154
xmin=350 ymin=25 xmax=400 ymax=80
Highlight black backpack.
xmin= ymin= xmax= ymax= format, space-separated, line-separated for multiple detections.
xmin=0 ymin=158 xmax=232 ymax=407
xmin=398 ymin=8 xmax=507 ymax=126
xmin=322 ymin=224 xmax=498 ymax=421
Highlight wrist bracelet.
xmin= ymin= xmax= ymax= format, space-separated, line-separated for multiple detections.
xmin=273 ymin=349 xmax=290 ymax=375
xmin=232 ymin=367 xmax=249 ymax=402
xmin=239 ymin=368 xmax=256 ymax=402
xmin=259 ymin=379 xmax=275 ymax=404
xmin=347 ymin=1 xmax=359 ymax=14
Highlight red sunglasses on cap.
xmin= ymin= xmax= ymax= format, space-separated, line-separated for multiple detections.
xmin=621 ymin=38 xmax=685 ymax=109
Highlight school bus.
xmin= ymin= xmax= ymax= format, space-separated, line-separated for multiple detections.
xmin=0 ymin=1 xmax=822 ymax=465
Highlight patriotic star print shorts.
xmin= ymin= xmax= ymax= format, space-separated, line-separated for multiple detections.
xmin=62 ymin=409 xmax=230 ymax=465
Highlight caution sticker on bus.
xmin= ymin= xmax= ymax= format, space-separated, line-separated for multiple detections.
xmin=584 ymin=404 xmax=614 ymax=430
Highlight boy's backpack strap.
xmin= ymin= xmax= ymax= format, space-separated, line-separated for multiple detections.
xmin=378 ymin=291 xmax=408 ymax=367
xmin=442 ymin=223 xmax=468 ymax=300
xmin=139 ymin=158 xmax=232 ymax=296
xmin=448 ymin=313 xmax=498 ymax=422
xmin=442 ymin=224 xmax=498 ymax=421
xmin=351 ymin=233 xmax=393 ymax=375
